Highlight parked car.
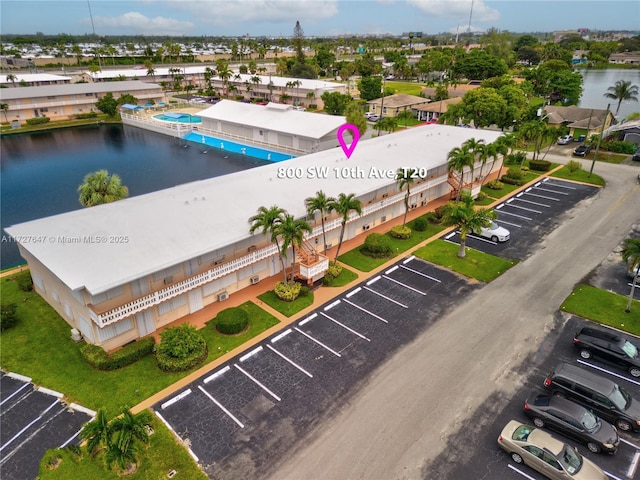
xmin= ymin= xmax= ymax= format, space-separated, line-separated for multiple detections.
xmin=497 ymin=421 xmax=608 ymax=480
xmin=364 ymin=112 xmax=376 ymax=119
xmin=476 ymin=221 xmax=510 ymax=242
xmin=573 ymin=327 xmax=640 ymax=378
xmin=632 ymin=150 xmax=640 ymax=162
xmin=628 ymin=262 xmax=640 ymax=279
xmin=523 ymin=392 xmax=619 ymax=454
xmin=367 ymin=115 xmax=380 ymax=122
xmin=558 ymin=135 xmax=574 ymax=145
xmin=573 ymin=145 xmax=592 ymax=157
xmin=543 ymin=362 xmax=640 ymax=432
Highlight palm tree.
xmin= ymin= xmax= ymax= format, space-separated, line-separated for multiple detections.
xmin=144 ymin=60 xmax=155 ymax=81
xmin=276 ymin=214 xmax=312 ymax=283
xmin=110 ymin=408 xmax=151 ymax=454
xmin=215 ymin=60 xmax=232 ymax=97
xmin=447 ymin=145 xmax=474 ymax=201
xmin=78 ymin=170 xmax=129 ymax=207
xmin=442 ymin=192 xmax=497 ymax=258
xmin=622 ymin=238 xmax=640 ymax=313
xmin=493 ymin=133 xmax=517 ymax=179
xmin=249 ymin=206 xmax=287 ymax=282
xmin=328 ymin=193 xmax=362 ymax=262
xmin=462 ymin=137 xmax=486 ymax=183
xmin=396 ymin=168 xmax=417 ymax=227
xmin=80 ymin=408 xmax=112 ymax=456
xmin=105 ymin=440 xmax=140 ymax=472
xmin=604 ymin=80 xmax=639 ymax=118
xmin=305 ymin=190 xmax=335 ymax=255
xmin=1 ymin=103 xmax=9 ymax=123
xmin=6 ymin=73 xmax=17 ymax=87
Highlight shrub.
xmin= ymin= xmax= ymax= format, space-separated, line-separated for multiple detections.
xmin=14 ymin=270 xmax=33 ymax=292
xmin=567 ymin=160 xmax=583 ymax=173
xmin=362 ymin=233 xmax=393 ymax=258
xmin=216 ymin=307 xmax=249 ymax=335
xmin=485 ymin=180 xmax=504 ymax=190
xmin=412 ymin=217 xmax=429 ymax=232
xmin=389 ymin=225 xmax=412 ymax=239
xmin=475 ymin=191 xmax=488 ymax=201
xmin=0 ymin=303 xmax=18 ymax=331
xmin=156 ymin=324 xmax=207 ymax=372
xmin=528 ymin=159 xmax=552 ymax=171
xmin=308 ymin=104 xmax=318 ymax=110
xmin=80 ymin=337 xmax=155 ymax=370
xmin=604 ymin=140 xmax=636 ymax=154
xmin=501 ymin=167 xmax=526 ymax=185
xmin=74 ymin=112 xmax=98 ymax=119
xmin=433 ymin=205 xmax=447 ymax=222
xmin=274 ymin=281 xmax=301 ymax=301
xmin=506 ymin=151 xmax=527 ymax=165
xmin=326 ymin=262 xmax=343 ymax=279
xmin=26 ymin=116 xmax=51 ymax=125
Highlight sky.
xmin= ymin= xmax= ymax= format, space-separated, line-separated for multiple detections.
xmin=1 ymin=0 xmax=638 ymax=37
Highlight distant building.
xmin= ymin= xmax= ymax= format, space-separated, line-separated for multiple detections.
xmin=413 ymin=98 xmax=462 ymax=123
xmin=608 ymin=52 xmax=640 ymax=65
xmin=0 ymin=73 xmax=71 ymax=88
xmin=366 ymin=93 xmax=429 ymax=118
xmin=544 ymin=106 xmax=615 ymax=138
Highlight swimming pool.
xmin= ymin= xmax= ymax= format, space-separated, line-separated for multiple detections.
xmin=184 ymin=132 xmax=296 ymax=162
xmin=154 ymin=113 xmax=202 ymax=123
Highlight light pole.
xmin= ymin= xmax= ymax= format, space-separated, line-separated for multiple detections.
xmin=589 ymin=104 xmax=610 ymax=177
xmin=377 ymin=75 xmax=386 ymax=136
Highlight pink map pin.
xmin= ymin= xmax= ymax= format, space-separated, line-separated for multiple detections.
xmin=337 ymin=124 xmax=360 ymax=159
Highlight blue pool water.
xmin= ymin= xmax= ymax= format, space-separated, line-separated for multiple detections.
xmin=184 ymin=132 xmax=296 ymax=162
xmin=153 ymin=113 xmax=202 ymax=123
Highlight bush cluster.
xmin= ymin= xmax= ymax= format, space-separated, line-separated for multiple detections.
xmin=506 ymin=151 xmax=527 ymax=165
xmin=501 ymin=167 xmax=527 ymax=186
xmin=80 ymin=337 xmax=155 ymax=370
xmin=362 ymin=233 xmax=393 ymax=258
xmin=26 ymin=117 xmax=50 ymax=125
xmin=0 ymin=303 xmax=18 ymax=331
xmin=216 ymin=307 xmax=249 ymax=335
xmin=567 ymin=160 xmax=583 ymax=173
xmin=325 ymin=262 xmax=343 ymax=279
xmin=528 ymin=159 xmax=551 ymax=171
xmin=389 ymin=225 xmax=412 ymax=239
xmin=74 ymin=112 xmax=98 ymax=119
xmin=14 ymin=271 xmax=33 ymax=292
xmin=155 ymin=324 xmax=207 ymax=372
xmin=412 ymin=217 xmax=429 ymax=232
xmin=274 ymin=281 xmax=301 ymax=301
xmin=603 ymin=140 xmax=636 ymax=154
xmin=485 ymin=180 xmax=504 ymax=190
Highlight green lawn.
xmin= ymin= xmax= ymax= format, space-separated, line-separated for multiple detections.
xmin=257 ymin=289 xmax=314 ymax=317
xmin=0 ymin=276 xmax=278 ymax=417
xmin=560 ymin=284 xmax=640 ymax=335
xmin=550 ymin=166 xmax=606 ymax=186
xmin=37 ymin=415 xmax=208 ymax=480
xmin=1 ymin=115 xmax=119 ymax=135
xmin=588 ymin=151 xmax=628 ymax=164
xmin=323 ymin=266 xmax=359 ymax=287
xmin=385 ymin=81 xmax=425 ymax=96
xmin=338 ymin=220 xmax=446 ymax=272
xmin=413 ymin=239 xmax=518 ymax=282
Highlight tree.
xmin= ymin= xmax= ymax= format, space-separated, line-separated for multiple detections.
xmin=328 ymin=193 xmax=362 ymax=262
xmin=6 ymin=73 xmax=17 ymax=86
xmin=447 ymin=145 xmax=474 ymax=201
xmin=305 ymin=190 xmax=335 ymax=255
xmin=321 ymin=91 xmax=352 ymax=115
xmin=81 ymin=408 xmax=112 ymax=456
xmin=293 ymin=21 xmax=306 ymax=65
xmin=604 ymin=80 xmax=639 ymax=118
xmin=375 ymin=117 xmax=398 ymax=134
xmin=314 ymin=47 xmax=336 ymax=71
xmin=396 ymin=168 xmax=417 ymax=227
xmin=451 ymin=49 xmax=508 ymax=80
xmin=216 ymin=59 xmax=232 ymax=96
xmin=249 ymin=206 xmax=287 ymax=282
xmin=344 ymin=101 xmax=367 ymax=136
xmin=110 ymin=408 xmax=151 ymax=454
xmin=622 ymin=238 xmax=640 ymax=313
xmin=358 ymin=76 xmax=383 ymax=101
xmin=95 ymin=92 xmax=118 ymax=116
xmin=492 ymin=134 xmax=515 ymax=180
xmin=276 ymin=214 xmax=312 ymax=283
xmin=1 ymin=103 xmax=9 ymax=123
xmin=442 ymin=192 xmax=497 ymax=258
xmin=117 ymin=93 xmax=138 ymax=107
xmin=78 ymin=169 xmax=129 ymax=207
xmin=443 ymin=88 xmax=509 ymax=129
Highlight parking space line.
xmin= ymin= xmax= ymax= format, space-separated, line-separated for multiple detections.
xmin=382 ymin=275 xmax=427 ymax=295
xmin=362 ymin=286 xmax=408 ymax=308
xmin=324 ymin=300 xmax=341 ymax=311
xmin=523 ymin=192 xmax=560 ymax=201
xmin=386 ymin=266 xmax=399 ymax=274
xmin=294 ymin=327 xmax=342 ymax=357
xmin=0 ymin=382 xmax=29 ymax=407
xmin=403 ymin=256 xmax=415 ymax=264
xmin=320 ymin=312 xmax=370 ymax=341
xmin=367 ymin=276 xmax=381 ymax=285
xmin=0 ymin=398 xmax=59 ymax=452
xmin=59 ymin=426 xmax=84 ymax=449
xmin=445 ymin=231 xmax=456 ymax=240
xmin=513 ymin=196 xmax=551 ymax=208
xmin=495 ymin=207 xmax=533 ymax=221
xmin=204 ymin=366 xmax=231 ymax=384
xmin=155 ymin=411 xmax=200 ymax=462
xmin=299 ymin=313 xmax=318 ymax=326
xmin=161 ymin=389 xmax=193 ymax=409
xmin=505 ymin=199 xmax=543 ymax=214
xmin=346 ymin=287 xmax=361 ymax=298
xmin=576 ymin=359 xmax=640 ymax=386
xmin=234 ymin=364 xmax=281 ymax=402
xmin=465 ymin=232 xmax=497 ymax=245
xmin=534 ymin=186 xmax=569 ymax=196
xmin=507 ymin=464 xmax=537 ymax=479
xmin=544 ymin=181 xmax=576 ymax=190
xmin=399 ymin=265 xmax=441 ymax=283
xmin=628 ymin=451 xmax=640 ymax=478
xmin=343 ymin=299 xmax=389 ymax=323
xmin=496 ymin=219 xmax=522 ymax=228
xmin=240 ymin=346 xmax=263 ymax=362
xmin=604 ymin=470 xmax=625 ymax=480
xmin=272 ymin=328 xmax=292 ymax=343
xmin=266 ymin=345 xmax=313 ymax=378
xmin=197 ymin=385 xmax=245 ymax=428
xmin=621 ymin=438 xmax=640 ymax=449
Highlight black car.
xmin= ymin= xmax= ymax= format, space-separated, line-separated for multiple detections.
xmin=633 ymin=150 xmax=640 ymax=161
xmin=573 ymin=327 xmax=640 ymax=378
xmin=573 ymin=145 xmax=592 ymax=156
xmin=544 ymin=362 xmax=640 ymax=432
xmin=523 ymin=392 xmax=619 ymax=454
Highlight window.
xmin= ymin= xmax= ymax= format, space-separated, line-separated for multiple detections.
xmin=382 ymin=107 xmax=387 ymax=114
xmin=543 ymin=452 xmax=562 ymax=470
xmin=523 ymin=446 xmax=543 ymax=458
xmin=152 ymin=264 xmax=181 ymax=282
xmin=95 ymin=318 xmax=133 ymax=342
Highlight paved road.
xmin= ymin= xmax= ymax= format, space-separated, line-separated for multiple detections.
xmin=266 ymin=159 xmax=640 ymax=480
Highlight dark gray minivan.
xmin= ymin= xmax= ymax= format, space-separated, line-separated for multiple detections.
xmin=544 ymin=363 xmax=640 ymax=432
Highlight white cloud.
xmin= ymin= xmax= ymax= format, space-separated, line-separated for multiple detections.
xmin=90 ymin=12 xmax=195 ymax=35
xmin=407 ymin=0 xmax=500 ymax=23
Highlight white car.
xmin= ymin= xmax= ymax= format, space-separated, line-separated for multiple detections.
xmin=477 ymin=221 xmax=510 ymax=242
xmin=557 ymin=135 xmax=574 ymax=145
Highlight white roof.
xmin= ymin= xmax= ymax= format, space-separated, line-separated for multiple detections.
xmin=199 ymin=100 xmax=346 ymax=139
xmin=0 ymin=73 xmax=71 ymax=84
xmin=6 ymin=125 xmax=502 ymax=295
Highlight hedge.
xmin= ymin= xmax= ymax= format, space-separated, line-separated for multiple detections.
xmin=412 ymin=217 xmax=429 ymax=232
xmin=274 ymin=281 xmax=301 ymax=301
xmin=155 ymin=325 xmax=207 ymax=372
xmin=528 ymin=159 xmax=552 ymax=171
xmin=362 ymin=233 xmax=393 ymax=258
xmin=26 ymin=117 xmax=51 ymax=125
xmin=216 ymin=307 xmax=249 ymax=335
xmin=80 ymin=337 xmax=155 ymax=371
xmin=390 ymin=225 xmax=412 ymax=239
xmin=325 ymin=262 xmax=343 ymax=279
xmin=0 ymin=303 xmax=18 ymax=331
xmin=14 ymin=271 xmax=33 ymax=292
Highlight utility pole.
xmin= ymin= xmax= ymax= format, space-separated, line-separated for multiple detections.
xmin=589 ymin=104 xmax=610 ymax=177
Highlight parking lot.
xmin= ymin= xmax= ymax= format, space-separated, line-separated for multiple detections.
xmin=444 ymin=177 xmax=600 ymax=261
xmin=0 ymin=372 xmax=94 ymax=480
xmin=424 ymin=315 xmax=640 ymax=480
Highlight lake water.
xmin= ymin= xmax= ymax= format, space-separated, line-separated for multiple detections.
xmin=0 ymin=124 xmax=269 ymax=269
xmin=579 ymin=68 xmax=640 ymax=120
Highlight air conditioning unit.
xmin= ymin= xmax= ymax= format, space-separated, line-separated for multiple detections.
xmin=382 ymin=193 xmax=389 ymax=198
xmin=163 ymin=276 xmax=173 ymax=285
xmin=381 ymin=216 xmax=387 ymax=222
xmin=247 ymin=245 xmax=256 ymax=252
xmin=411 ymin=204 xmax=417 ymax=209
xmin=363 ymin=225 xmax=370 ymax=231
xmin=421 ymin=200 xmax=427 ymax=207
xmin=250 ymin=276 xmax=260 ymax=285
xmin=217 ymin=292 xmax=229 ymax=302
